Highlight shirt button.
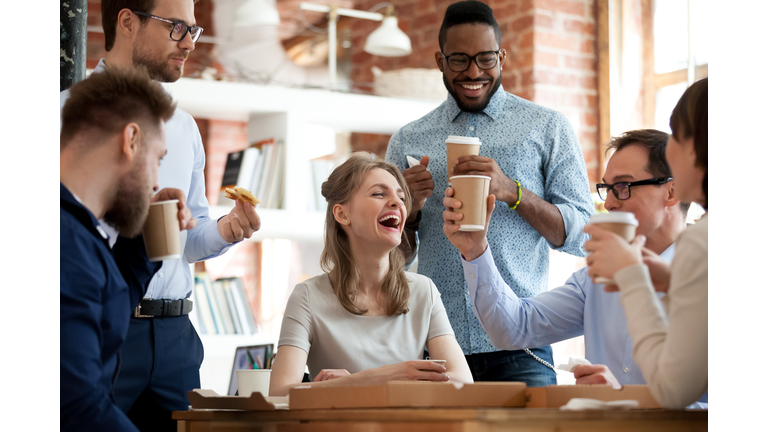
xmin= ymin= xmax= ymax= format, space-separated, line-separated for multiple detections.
xmin=469 ymin=126 xmax=475 ymax=131
xmin=158 ymin=272 xmax=164 ymax=278
xmin=624 ymin=367 xmax=629 ymax=373
xmin=470 ymin=273 xmax=475 ymax=278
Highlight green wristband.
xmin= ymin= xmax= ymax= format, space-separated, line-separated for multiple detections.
xmin=508 ymin=180 xmax=522 ymax=210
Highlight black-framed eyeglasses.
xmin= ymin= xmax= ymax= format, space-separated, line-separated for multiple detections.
xmin=132 ymin=11 xmax=204 ymax=44
xmin=440 ymin=50 xmax=501 ymax=72
xmin=596 ymin=177 xmax=673 ymax=201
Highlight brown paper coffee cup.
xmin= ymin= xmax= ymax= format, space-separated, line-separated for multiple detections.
xmin=142 ymin=200 xmax=181 ymax=262
xmin=446 ymin=136 xmax=481 ymax=182
xmin=587 ymin=212 xmax=639 ymax=284
xmin=450 ymin=175 xmax=491 ymax=232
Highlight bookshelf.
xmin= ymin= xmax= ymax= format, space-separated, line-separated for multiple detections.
xmin=168 ymin=77 xmax=443 ymax=393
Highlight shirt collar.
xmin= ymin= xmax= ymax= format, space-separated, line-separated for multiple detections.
xmin=61 ymin=183 xmax=109 ymax=242
xmin=95 ymin=58 xmax=108 ymax=74
xmin=445 ymin=84 xmax=506 ymax=122
xmin=659 ymin=243 xmax=676 ymax=261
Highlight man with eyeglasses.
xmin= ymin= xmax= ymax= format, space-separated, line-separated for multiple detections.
xmin=386 ymin=0 xmax=593 ymax=386
xmin=441 ymin=129 xmax=706 ymax=408
xmin=59 ymin=1 xmax=261 ymax=430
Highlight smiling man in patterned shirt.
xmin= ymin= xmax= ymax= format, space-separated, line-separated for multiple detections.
xmin=385 ymin=0 xmax=594 ymax=386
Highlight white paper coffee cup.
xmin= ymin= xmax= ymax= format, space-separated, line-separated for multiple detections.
xmin=587 ymin=211 xmax=639 ymax=284
xmin=236 ymin=369 xmax=271 ymax=397
xmin=446 ymin=136 xmax=481 ymax=181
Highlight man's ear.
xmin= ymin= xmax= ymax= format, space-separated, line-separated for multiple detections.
xmin=332 ymin=203 xmax=350 ymax=226
xmin=121 ymin=122 xmax=142 ymax=164
xmin=665 ymin=180 xmax=681 ymax=207
xmin=117 ymin=8 xmax=140 ymax=41
xmin=498 ymin=48 xmax=507 ymax=69
xmin=435 ymin=51 xmax=444 ymax=72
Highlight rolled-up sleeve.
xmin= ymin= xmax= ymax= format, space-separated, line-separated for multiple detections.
xmin=542 ymin=112 xmax=594 ymax=256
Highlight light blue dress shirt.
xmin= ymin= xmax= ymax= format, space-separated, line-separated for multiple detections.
xmin=462 ymin=244 xmax=676 ymax=386
xmin=386 ymin=87 xmax=594 ymax=354
xmin=60 ymin=59 xmax=235 ymax=300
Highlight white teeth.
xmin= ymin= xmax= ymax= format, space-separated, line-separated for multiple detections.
xmin=462 ymin=84 xmax=484 ymax=90
xmin=377 ymin=215 xmax=401 ymax=225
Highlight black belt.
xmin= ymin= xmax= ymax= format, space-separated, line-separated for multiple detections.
xmin=133 ymin=298 xmax=193 ymax=318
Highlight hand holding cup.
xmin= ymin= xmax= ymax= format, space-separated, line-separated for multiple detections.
xmin=152 ymin=188 xmax=197 ymax=231
xmin=584 ymin=224 xmax=645 ymax=288
xmin=442 ymin=186 xmax=495 ymax=261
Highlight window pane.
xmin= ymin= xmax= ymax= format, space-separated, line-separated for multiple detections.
xmin=691 ymin=0 xmax=710 ymax=66
xmin=655 ymin=82 xmax=687 ymax=132
xmin=653 ymin=0 xmax=689 ymax=74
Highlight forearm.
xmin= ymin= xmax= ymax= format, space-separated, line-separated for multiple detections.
xmin=512 ymin=187 xmax=566 ymax=248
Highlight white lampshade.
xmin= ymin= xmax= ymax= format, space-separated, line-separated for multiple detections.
xmin=235 ymin=0 xmax=281 ymax=26
xmin=364 ymin=16 xmax=412 ymax=57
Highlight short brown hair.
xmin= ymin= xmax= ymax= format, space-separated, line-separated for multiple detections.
xmin=102 ymin=0 xmax=200 ymax=51
xmin=61 ymin=67 xmax=176 ymax=148
xmin=606 ymin=129 xmax=690 ymax=218
xmin=320 ymin=152 xmax=413 ymax=316
xmin=670 ymin=77 xmax=708 ymax=208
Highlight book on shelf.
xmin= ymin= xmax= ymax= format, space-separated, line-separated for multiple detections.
xmin=217 ymin=137 xmax=285 ymax=210
xmin=191 ymin=274 xmax=259 ymax=335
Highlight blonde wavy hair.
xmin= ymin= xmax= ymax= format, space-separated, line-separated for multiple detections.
xmin=320 ymin=152 xmax=413 ymax=316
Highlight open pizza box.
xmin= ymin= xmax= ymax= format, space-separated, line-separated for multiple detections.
xmin=525 ymin=384 xmax=661 ymax=408
xmin=187 ymin=389 xmax=289 ymax=410
xmin=289 ymin=381 xmax=527 ymax=410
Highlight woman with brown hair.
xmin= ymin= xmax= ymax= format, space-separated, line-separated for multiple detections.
xmin=583 ymin=78 xmax=708 ymax=409
xmin=269 ymin=152 xmax=472 ymax=396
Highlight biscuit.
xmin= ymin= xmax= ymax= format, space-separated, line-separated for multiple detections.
xmin=234 ymin=186 xmax=260 ymax=205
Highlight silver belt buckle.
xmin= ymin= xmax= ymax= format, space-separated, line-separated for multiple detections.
xmin=133 ymin=298 xmax=154 ymax=318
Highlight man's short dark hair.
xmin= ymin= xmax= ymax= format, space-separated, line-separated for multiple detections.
xmin=61 ymin=67 xmax=176 ymax=149
xmin=606 ymin=129 xmax=690 ymax=218
xmin=439 ymin=1 xmax=502 ymax=52
xmin=102 ymin=0 xmax=200 ymax=51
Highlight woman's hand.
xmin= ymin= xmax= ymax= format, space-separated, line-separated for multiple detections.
xmin=362 ymin=360 xmax=449 ymax=384
xmin=584 ymin=225 xmax=645 ymax=286
xmin=640 ymin=247 xmax=672 ymax=292
xmin=573 ymin=364 xmax=622 ymax=389
xmin=313 ymin=369 xmax=351 ymax=382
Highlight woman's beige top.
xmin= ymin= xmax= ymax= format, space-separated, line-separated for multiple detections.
xmin=614 ymin=214 xmax=708 ymax=408
xmin=278 ymin=272 xmax=455 ymax=380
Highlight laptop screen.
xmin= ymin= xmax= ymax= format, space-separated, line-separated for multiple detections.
xmin=227 ymin=344 xmax=274 ymax=396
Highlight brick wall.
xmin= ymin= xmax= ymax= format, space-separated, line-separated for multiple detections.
xmin=349 ymin=0 xmax=600 ymax=187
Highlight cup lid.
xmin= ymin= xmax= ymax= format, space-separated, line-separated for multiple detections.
xmin=449 ymin=175 xmax=491 ymax=180
xmin=151 ymin=199 xmax=180 ymax=205
xmin=446 ymin=136 xmax=481 ymax=145
xmin=587 ymin=211 xmax=639 ymax=226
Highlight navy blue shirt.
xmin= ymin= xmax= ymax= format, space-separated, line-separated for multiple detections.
xmin=60 ymin=183 xmax=145 ymax=431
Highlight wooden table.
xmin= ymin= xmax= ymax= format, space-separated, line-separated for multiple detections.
xmin=174 ymin=407 xmax=707 ymax=431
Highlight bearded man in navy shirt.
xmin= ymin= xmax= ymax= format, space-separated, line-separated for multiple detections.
xmin=60 ymin=67 xmax=196 ymax=432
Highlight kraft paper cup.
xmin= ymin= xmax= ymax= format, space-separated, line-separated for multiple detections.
xmin=450 ymin=175 xmax=491 ymax=232
xmin=237 ymin=369 xmax=271 ymax=397
xmin=446 ymin=136 xmax=481 ymax=182
xmin=587 ymin=212 xmax=639 ymax=284
xmin=142 ymin=200 xmax=181 ymax=262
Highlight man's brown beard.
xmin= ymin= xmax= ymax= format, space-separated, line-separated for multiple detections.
xmin=104 ymin=164 xmax=154 ymax=238
xmin=132 ymin=31 xmax=186 ymax=83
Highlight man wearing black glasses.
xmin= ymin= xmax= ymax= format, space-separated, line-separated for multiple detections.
xmin=59 ymin=1 xmax=261 ymax=430
xmin=386 ymin=0 xmax=593 ymax=387
xmin=440 ymin=129 xmax=706 ymax=408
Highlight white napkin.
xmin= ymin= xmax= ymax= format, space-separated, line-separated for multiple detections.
xmin=406 ymin=155 xmax=429 ymax=171
xmin=560 ymin=398 xmax=640 ymax=411
xmin=556 ymin=357 xmax=592 ymax=373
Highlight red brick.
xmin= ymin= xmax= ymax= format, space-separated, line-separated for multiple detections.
xmin=579 ymin=76 xmax=597 ymax=90
xmin=509 ymin=50 xmax=534 ymax=69
xmin=564 ymin=55 xmax=595 ymax=71
xmin=533 ymin=89 xmax=560 ymax=107
xmin=417 ymin=11 xmax=440 ymax=27
xmin=532 ymin=70 xmax=578 ymax=86
xmin=555 ymin=0 xmax=586 ymax=16
xmin=580 ymin=39 xmax=595 ymax=54
xmin=561 ymin=93 xmax=585 ymax=107
xmin=534 ymin=13 xmax=554 ymax=29
xmin=511 ymin=15 xmax=534 ymax=31
xmin=534 ymin=49 xmax=560 ymax=68
xmin=416 ymin=0 xmax=434 ymax=13
xmin=534 ymin=31 xmax=578 ymax=51
xmin=586 ymin=95 xmax=598 ymax=107
xmin=583 ymin=112 xmax=598 ymax=127
xmin=564 ymin=18 xmax=594 ymax=34
xmin=518 ymin=31 xmax=535 ymax=49
xmin=521 ymin=70 xmax=535 ymax=88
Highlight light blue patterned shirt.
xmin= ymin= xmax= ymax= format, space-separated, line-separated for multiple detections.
xmin=385 ymin=87 xmax=594 ymax=355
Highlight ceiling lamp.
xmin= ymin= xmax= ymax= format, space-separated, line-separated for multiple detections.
xmin=235 ymin=0 xmax=281 ymax=26
xmin=364 ymin=8 xmax=412 ymax=57
xmin=299 ymin=3 xmax=412 ymax=89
